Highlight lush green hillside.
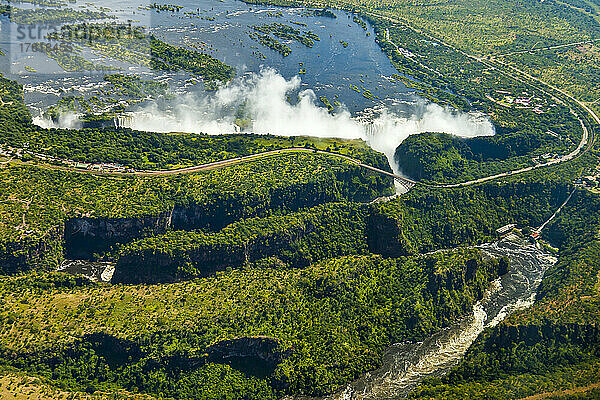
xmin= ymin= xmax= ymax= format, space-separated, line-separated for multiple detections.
xmin=111 ymin=174 xmax=574 ymax=285
xmin=408 ymin=187 xmax=600 ymax=400
xmin=0 ymin=249 xmax=505 ymax=397
xmin=373 ymin=177 xmax=572 ymax=254
xmin=0 ymin=150 xmax=392 ymax=272
xmin=394 ymin=129 xmax=574 ymax=183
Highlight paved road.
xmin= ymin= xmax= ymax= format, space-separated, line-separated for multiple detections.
xmin=3 ymin=147 xmax=419 ymax=186
xmin=3 ymin=7 xmax=598 ymax=190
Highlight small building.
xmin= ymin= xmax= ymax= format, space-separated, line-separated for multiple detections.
xmin=529 ymin=231 xmax=540 ymax=243
xmin=496 ymin=223 xmax=516 ymax=236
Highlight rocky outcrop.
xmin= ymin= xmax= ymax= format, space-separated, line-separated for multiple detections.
xmin=64 ymin=212 xmax=173 ymax=259
xmin=112 ymin=242 xmax=246 ymax=283
xmin=206 ymin=336 xmax=291 ymax=379
xmin=0 ymin=226 xmax=64 ymax=274
xmin=66 ymin=171 xmax=378 ymax=261
xmin=171 ymin=179 xmax=355 ymax=232
xmin=367 ymin=210 xmax=414 ymax=257
xmin=112 ymin=219 xmax=318 ymax=283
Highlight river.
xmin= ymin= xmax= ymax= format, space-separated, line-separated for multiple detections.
xmin=1 ymin=0 xmax=414 ymax=114
xmin=58 ymin=259 xmax=115 ymax=283
xmin=292 ymin=234 xmax=556 ymax=400
xmin=58 ymin=233 xmax=556 ymax=399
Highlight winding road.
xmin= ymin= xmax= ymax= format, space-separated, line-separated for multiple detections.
xmin=1 ymin=6 xmax=598 ymax=190
xmin=2 ymin=147 xmax=418 ymax=187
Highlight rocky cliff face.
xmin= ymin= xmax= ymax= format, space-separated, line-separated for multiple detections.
xmin=113 ymin=243 xmax=245 ymax=283
xmin=207 ymin=336 xmax=288 ymax=363
xmin=367 ymin=210 xmax=414 ymax=257
xmin=171 ymin=180 xmax=352 ymax=232
xmin=206 ymin=336 xmax=291 ymax=379
xmin=0 ymin=226 xmax=64 ymax=274
xmin=64 ymin=212 xmax=173 ymax=259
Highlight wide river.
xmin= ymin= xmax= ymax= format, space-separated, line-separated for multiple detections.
xmin=59 ymin=234 xmax=556 ymax=399
xmin=1 ymin=0 xmax=415 ymax=114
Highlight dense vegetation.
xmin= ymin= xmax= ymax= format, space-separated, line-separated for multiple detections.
xmin=408 ymin=185 xmax=600 ymax=399
xmin=376 ymin=174 xmax=574 ymax=254
xmin=395 ymin=131 xmax=563 ymax=183
xmin=5 ymin=126 xmax=388 ymax=171
xmin=0 ymin=73 xmax=389 ymax=171
xmin=149 ymin=36 xmax=235 ymax=85
xmin=7 ymin=7 xmax=109 ymax=24
xmin=251 ymin=23 xmax=320 ymax=48
xmin=2 ymin=0 xmax=600 ymax=397
xmin=0 ymin=249 xmax=506 ymax=397
xmin=311 ymin=8 xmax=336 ymax=18
xmin=47 ymin=24 xmax=234 ymax=86
xmin=114 ymin=203 xmax=371 ymax=283
xmin=110 ymin=174 xmax=573 ymax=285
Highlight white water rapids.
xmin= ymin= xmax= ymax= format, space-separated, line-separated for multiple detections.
xmin=293 ymin=234 xmax=557 ymax=400
xmin=56 ymin=233 xmax=556 ymax=400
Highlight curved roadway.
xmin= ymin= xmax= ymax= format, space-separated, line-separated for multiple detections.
xmin=2 ymin=9 xmax=598 ymax=189
xmin=2 ymin=148 xmax=417 ymax=186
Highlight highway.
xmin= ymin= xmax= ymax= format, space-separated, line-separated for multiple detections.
xmin=2 ymin=147 xmax=419 ymax=186
xmin=1 ymin=6 xmax=598 ymax=190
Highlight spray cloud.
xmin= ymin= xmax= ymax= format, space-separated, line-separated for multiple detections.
xmin=33 ymin=68 xmax=495 ymax=177
xmin=127 ymin=68 xmax=494 ymax=169
xmin=34 ymin=111 xmax=82 ymax=130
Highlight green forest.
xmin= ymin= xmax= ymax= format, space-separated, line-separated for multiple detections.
xmin=0 ymin=249 xmax=506 ymax=397
xmin=1 ymin=0 xmax=600 ymax=397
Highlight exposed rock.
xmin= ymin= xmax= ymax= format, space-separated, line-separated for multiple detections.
xmin=206 ymin=336 xmax=291 ymax=379
xmin=64 ymin=212 xmax=172 ymax=259
xmin=112 ymin=219 xmax=317 ymax=283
